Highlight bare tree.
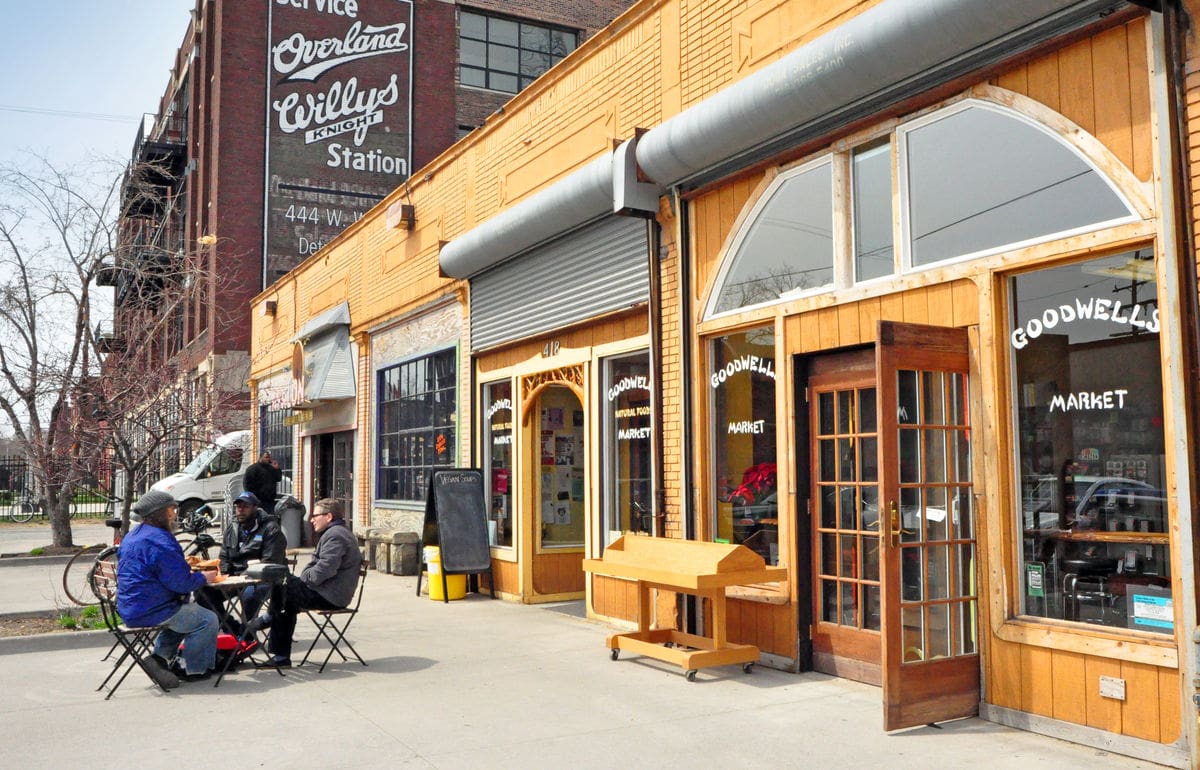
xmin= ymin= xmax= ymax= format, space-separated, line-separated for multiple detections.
xmin=0 ymin=154 xmax=243 ymax=546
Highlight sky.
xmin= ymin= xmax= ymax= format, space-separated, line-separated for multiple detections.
xmin=0 ymin=1 xmax=195 ymax=170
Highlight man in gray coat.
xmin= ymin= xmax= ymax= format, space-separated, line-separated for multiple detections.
xmin=262 ymin=498 xmax=362 ymax=667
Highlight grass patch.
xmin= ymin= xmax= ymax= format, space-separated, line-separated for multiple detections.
xmin=56 ymin=606 xmax=106 ymax=630
xmin=29 ymin=547 xmax=44 ymax=556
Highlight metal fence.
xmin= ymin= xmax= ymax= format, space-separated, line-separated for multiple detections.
xmin=0 ymin=456 xmax=32 ymax=505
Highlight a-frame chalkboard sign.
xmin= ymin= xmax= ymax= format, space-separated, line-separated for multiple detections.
xmin=416 ymin=468 xmax=496 ymax=602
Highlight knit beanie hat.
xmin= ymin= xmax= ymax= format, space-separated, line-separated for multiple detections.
xmin=132 ymin=489 xmax=175 ymax=518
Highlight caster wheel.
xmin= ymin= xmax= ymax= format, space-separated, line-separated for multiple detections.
xmin=685 ymin=670 xmax=698 ymax=682
xmin=742 ymin=663 xmax=754 ymax=674
xmin=610 ymin=648 xmax=620 ymax=661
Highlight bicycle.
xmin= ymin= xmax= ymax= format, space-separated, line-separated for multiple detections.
xmin=7 ymin=490 xmax=43 ymax=523
xmin=62 ymin=506 xmax=218 ymax=607
xmin=69 ymin=488 xmax=121 ymax=520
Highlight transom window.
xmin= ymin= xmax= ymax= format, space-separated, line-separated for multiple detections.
xmin=376 ymin=349 xmax=457 ymax=502
xmin=459 ymin=11 xmax=577 ymax=94
xmin=707 ymin=99 xmax=1138 ymax=319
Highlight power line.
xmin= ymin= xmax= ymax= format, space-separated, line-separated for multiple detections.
xmin=0 ymin=104 xmax=140 ymax=124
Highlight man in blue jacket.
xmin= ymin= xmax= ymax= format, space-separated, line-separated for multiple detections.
xmin=117 ymin=489 xmax=220 ymax=686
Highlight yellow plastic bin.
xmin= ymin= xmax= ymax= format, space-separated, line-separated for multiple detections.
xmin=424 ymin=546 xmax=467 ymax=601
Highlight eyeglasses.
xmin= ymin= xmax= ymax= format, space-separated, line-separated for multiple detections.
xmin=310 ymin=510 xmax=331 ymax=519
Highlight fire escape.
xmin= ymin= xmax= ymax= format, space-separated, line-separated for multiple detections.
xmin=97 ymin=113 xmax=188 ymax=356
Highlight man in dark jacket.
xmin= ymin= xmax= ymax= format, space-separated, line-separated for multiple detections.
xmin=198 ymin=490 xmax=288 ymax=635
xmin=117 ymin=489 xmax=220 ymax=686
xmin=243 ymin=451 xmax=283 ymax=513
xmin=260 ymin=497 xmax=362 ymax=667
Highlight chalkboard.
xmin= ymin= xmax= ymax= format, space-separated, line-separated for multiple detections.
xmin=418 ymin=469 xmax=495 ymax=601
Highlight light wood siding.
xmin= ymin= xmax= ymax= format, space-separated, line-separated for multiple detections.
xmin=476 ymin=311 xmax=647 ymax=378
xmin=533 ymin=551 xmax=586 ymax=595
xmin=726 ymin=597 xmax=797 ymax=659
xmin=992 ymin=18 xmax=1152 ymax=182
xmin=488 ymin=559 xmax=519 ymax=597
xmin=593 ymin=574 xmax=636 ymax=621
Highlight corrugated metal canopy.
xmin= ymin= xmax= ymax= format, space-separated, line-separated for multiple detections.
xmin=439 ymin=153 xmax=614 ymax=280
xmin=636 ymin=0 xmax=1130 ymax=187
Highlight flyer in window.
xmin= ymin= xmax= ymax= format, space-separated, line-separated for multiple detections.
xmin=555 ymin=435 xmax=575 ymax=465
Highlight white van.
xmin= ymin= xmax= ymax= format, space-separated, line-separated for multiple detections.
xmin=150 ymin=430 xmax=251 ymax=519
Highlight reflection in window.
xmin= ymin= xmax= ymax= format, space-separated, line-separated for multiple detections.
xmin=483 ymin=380 xmax=513 ymax=548
xmin=602 ymin=353 xmax=653 ymax=545
xmin=711 ymin=327 xmax=778 ymax=564
xmin=711 ymin=160 xmax=833 ymax=315
xmin=905 ymin=103 xmax=1133 ymax=266
xmin=853 ymin=141 xmax=894 ymax=281
xmin=459 ymin=11 xmax=577 ymax=94
xmin=1011 ymin=250 xmax=1171 ymax=635
xmin=376 ymin=349 xmax=457 ymax=502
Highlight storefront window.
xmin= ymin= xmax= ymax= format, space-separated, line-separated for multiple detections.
xmin=1011 ymin=250 xmax=1171 ymax=635
xmin=711 ymin=327 xmax=778 ymax=564
xmin=710 ymin=159 xmax=833 ymax=316
xmin=483 ymin=380 xmax=513 ymax=548
xmin=602 ymin=352 xmax=653 ymax=544
xmin=376 ymin=348 xmax=457 ymax=502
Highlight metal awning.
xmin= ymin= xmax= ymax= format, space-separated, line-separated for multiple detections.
xmin=635 ymin=0 xmax=1130 ymax=187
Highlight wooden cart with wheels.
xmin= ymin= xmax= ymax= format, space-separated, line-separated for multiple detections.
xmin=583 ymin=536 xmax=787 ymax=680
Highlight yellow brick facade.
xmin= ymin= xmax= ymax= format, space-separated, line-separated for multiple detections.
xmin=249 ymin=1 xmax=1200 ymax=763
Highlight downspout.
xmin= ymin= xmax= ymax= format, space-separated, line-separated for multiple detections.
xmin=1160 ymin=4 xmax=1200 ymax=760
xmin=647 ymin=218 xmax=667 ymax=536
xmin=677 ymin=192 xmax=699 ymax=635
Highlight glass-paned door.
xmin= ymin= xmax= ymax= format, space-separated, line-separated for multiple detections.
xmin=877 ymin=321 xmax=978 ymax=731
xmin=810 ymin=355 xmax=882 ymax=684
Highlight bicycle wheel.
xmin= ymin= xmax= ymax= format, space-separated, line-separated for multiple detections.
xmin=10 ymin=498 xmax=36 ymax=524
xmin=85 ymin=546 xmax=120 ymax=602
xmin=62 ymin=545 xmax=107 ymax=606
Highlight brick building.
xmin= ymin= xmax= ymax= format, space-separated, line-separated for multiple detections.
xmin=102 ymin=0 xmax=633 ymax=486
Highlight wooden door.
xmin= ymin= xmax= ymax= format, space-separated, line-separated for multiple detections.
xmin=809 ymin=350 xmax=882 ymax=684
xmin=876 ymin=321 xmax=978 ymax=730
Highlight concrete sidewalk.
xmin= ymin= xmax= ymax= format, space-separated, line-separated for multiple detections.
xmin=0 ymin=572 xmax=1165 ymax=769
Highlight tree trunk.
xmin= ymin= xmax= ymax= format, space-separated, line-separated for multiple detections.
xmin=45 ymin=487 xmax=73 ymax=548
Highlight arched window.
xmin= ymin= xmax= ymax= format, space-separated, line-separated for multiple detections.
xmin=707 ymin=99 xmax=1138 ymax=319
xmin=709 ymin=158 xmax=833 ymax=317
xmin=900 ymin=102 xmax=1134 ymax=267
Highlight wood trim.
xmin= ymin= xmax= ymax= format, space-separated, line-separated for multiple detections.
xmin=995 ymin=619 xmax=1178 ymax=668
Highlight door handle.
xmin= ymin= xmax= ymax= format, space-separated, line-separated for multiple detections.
xmin=888 ymin=499 xmax=914 ymax=546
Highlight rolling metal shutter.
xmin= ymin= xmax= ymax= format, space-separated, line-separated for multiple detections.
xmin=470 ymin=216 xmax=648 ymax=352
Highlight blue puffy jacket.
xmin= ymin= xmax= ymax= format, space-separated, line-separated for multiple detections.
xmin=116 ymin=523 xmax=207 ymax=627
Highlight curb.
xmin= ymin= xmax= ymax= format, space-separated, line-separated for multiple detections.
xmin=0 ymin=617 xmax=108 ymax=655
xmin=0 ymin=554 xmax=77 ymax=568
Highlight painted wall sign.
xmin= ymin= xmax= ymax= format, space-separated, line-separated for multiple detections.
xmin=1010 ymin=295 xmax=1160 ymax=350
xmin=710 ymin=355 xmax=775 ymax=388
xmin=264 ymin=0 xmax=414 ymax=286
xmin=607 ymin=375 xmax=650 ymax=402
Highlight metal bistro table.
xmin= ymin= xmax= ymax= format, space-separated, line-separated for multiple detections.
xmin=199 ymin=570 xmax=287 ymax=687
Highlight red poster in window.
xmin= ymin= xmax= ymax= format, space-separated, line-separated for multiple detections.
xmin=493 ymin=468 xmax=510 ymax=494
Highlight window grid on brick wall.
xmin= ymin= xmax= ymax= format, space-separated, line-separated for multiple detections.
xmin=459 ymin=10 xmax=577 ymax=94
xmin=259 ymin=405 xmax=294 ymax=479
xmin=376 ymin=348 xmax=457 ymax=502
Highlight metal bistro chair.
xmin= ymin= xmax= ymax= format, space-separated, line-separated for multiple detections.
xmin=300 ymin=560 xmax=369 ymax=673
xmin=89 ymin=559 xmax=174 ymax=699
